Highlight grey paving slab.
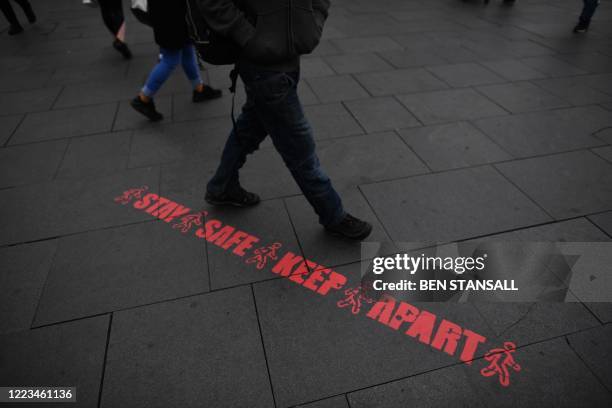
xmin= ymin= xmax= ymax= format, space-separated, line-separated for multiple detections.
xmin=474 ymin=106 xmax=611 ymax=158
xmin=399 ymin=122 xmax=512 ymax=171
xmin=568 ymin=324 xmax=612 ymax=391
xmin=56 ymin=131 xmax=131 ymax=180
xmin=11 ymin=103 xmax=117 ymax=144
xmin=101 ymin=287 xmax=274 ymax=408
xmin=34 ymin=221 xmax=208 ymax=326
xmin=580 ymin=74 xmax=612 ymax=96
xmin=355 ymin=68 xmax=448 ymax=96
xmin=285 ymin=189 xmax=397 ymax=267
xmin=476 ymin=81 xmax=570 ymax=114
xmin=0 ymin=316 xmax=109 ymax=408
xmin=301 ymin=57 xmax=336 ymax=78
xmin=361 ymin=166 xmax=551 ymax=243
xmin=480 ymin=59 xmax=548 ymax=81
xmin=0 ymin=166 xmax=159 ymax=246
xmin=496 ymin=150 xmax=612 ymax=219
xmin=521 ymin=55 xmax=588 ymax=77
xmin=54 ymin=80 xmax=157 ymax=109
xmin=172 ymin=91 xmax=243 ymax=122
xmin=426 ymin=63 xmax=505 ymax=87
xmin=397 ymin=88 xmax=507 ymax=125
xmin=531 ymin=76 xmax=612 ymax=106
xmin=317 ymin=132 xmax=428 ymax=190
xmin=0 ymin=114 xmax=22 ymax=146
xmin=344 ymin=97 xmax=420 ymax=133
xmin=589 ymin=211 xmax=612 ymax=237
xmin=585 ymin=303 xmax=612 ymax=324
xmin=325 ymin=53 xmax=393 ymax=74
xmin=113 ymin=95 xmax=172 ymax=131
xmin=347 ymin=338 xmax=612 ymax=408
xmin=238 ymin=148 xmax=303 ymax=200
xmin=0 ymin=86 xmax=62 ymax=115
xmin=486 ymin=218 xmax=611 ymax=242
xmin=331 ymin=36 xmax=403 ymax=54
xmin=304 ymin=103 xmax=364 ymax=140
xmin=296 ymin=396 xmax=349 ymax=408
xmin=307 ymin=75 xmax=371 ymax=103
xmin=556 ymin=52 xmax=612 ymax=74
xmin=204 ymin=199 xmax=302 ymax=290
xmin=0 ymin=139 xmax=66 ymax=188
xmin=592 ymin=146 xmax=612 ymax=163
xmin=593 ymin=127 xmax=612 ymax=144
xmin=0 ymin=241 xmax=56 ymax=334
xmin=378 ymin=50 xmax=448 ymax=68
xmin=0 ymin=69 xmax=54 ymax=92
xmin=253 ymin=271 xmax=493 ymax=407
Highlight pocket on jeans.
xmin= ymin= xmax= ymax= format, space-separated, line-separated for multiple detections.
xmin=253 ymin=72 xmax=294 ymax=104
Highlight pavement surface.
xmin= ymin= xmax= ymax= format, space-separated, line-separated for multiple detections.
xmin=1 ymin=0 xmax=612 ymax=407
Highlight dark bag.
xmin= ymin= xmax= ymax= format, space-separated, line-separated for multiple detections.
xmin=185 ymin=0 xmax=241 ymax=65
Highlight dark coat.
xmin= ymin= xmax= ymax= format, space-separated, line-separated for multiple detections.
xmin=148 ymin=0 xmax=189 ymax=50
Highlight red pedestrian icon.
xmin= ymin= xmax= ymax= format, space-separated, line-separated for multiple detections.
xmin=337 ymin=285 xmax=374 ymax=315
xmin=172 ymin=212 xmax=204 ymax=233
xmin=114 ymin=186 xmax=149 ymax=205
xmin=246 ymin=243 xmax=282 ymax=269
xmin=480 ymin=341 xmax=521 ymax=387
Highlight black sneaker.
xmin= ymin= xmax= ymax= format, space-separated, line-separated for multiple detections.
xmin=325 ymin=213 xmax=373 ymax=240
xmin=193 ymin=85 xmax=222 ymax=103
xmin=205 ymin=187 xmax=260 ymax=207
xmin=113 ymin=39 xmax=132 ymax=59
xmin=130 ymin=97 xmax=163 ymax=121
xmin=8 ymin=24 xmax=24 ymax=35
xmin=573 ymin=20 xmax=589 ymax=33
xmin=24 ymin=6 xmax=36 ymax=23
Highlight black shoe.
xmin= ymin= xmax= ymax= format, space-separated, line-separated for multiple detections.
xmin=205 ymin=187 xmax=260 ymax=207
xmin=192 ymin=85 xmax=222 ymax=103
xmin=24 ymin=6 xmax=36 ymax=23
xmin=8 ymin=24 xmax=24 ymax=35
xmin=325 ymin=213 xmax=373 ymax=240
xmin=113 ymin=39 xmax=132 ymax=59
xmin=130 ymin=97 xmax=163 ymax=121
xmin=573 ymin=20 xmax=589 ymax=33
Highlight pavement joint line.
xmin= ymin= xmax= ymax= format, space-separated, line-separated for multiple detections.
xmin=392 ymin=128 xmax=433 ymax=172
xmin=51 ymin=138 xmax=71 ymax=180
xmin=97 ymin=313 xmax=113 ymax=408
xmin=1 ymin=112 xmax=26 ymax=148
xmin=585 ymin=216 xmax=612 ymax=240
xmin=564 ymin=335 xmax=612 ymax=395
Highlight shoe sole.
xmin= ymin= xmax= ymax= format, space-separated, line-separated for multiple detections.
xmin=325 ymin=224 xmax=373 ymax=241
xmin=130 ymin=101 xmax=163 ymax=122
xmin=205 ymin=197 xmax=260 ymax=208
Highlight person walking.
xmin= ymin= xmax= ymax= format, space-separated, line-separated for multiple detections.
xmin=198 ymin=0 xmax=373 ymax=240
xmin=130 ymin=0 xmax=222 ymax=122
xmin=574 ymin=0 xmax=600 ymax=33
xmin=97 ymin=0 xmax=131 ymax=59
xmin=0 ymin=0 xmax=35 ymax=35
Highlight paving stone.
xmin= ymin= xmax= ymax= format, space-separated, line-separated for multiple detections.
xmin=476 ymin=81 xmax=570 ymax=114
xmin=56 ymin=131 xmax=131 ymax=180
xmin=347 ymin=338 xmax=612 ymax=408
xmin=0 ymin=316 xmax=109 ymax=408
xmin=531 ymin=76 xmax=612 ymax=106
xmin=579 ymin=73 xmax=612 ymax=96
xmin=325 ymin=53 xmax=393 ymax=74
xmin=399 ymin=122 xmax=512 ymax=171
xmin=331 ymin=36 xmax=403 ymax=54
xmin=592 ymin=146 xmax=612 ymax=163
xmin=205 ymin=199 xmax=302 ymax=290
xmin=0 ymin=139 xmax=67 ymax=188
xmin=11 ymin=103 xmax=117 ymax=144
xmin=0 ymin=69 xmax=54 ymax=92
xmin=480 ymin=59 xmax=547 ymax=81
xmin=298 ymin=80 xmax=321 ymax=105
xmin=0 ymin=86 xmax=62 ymax=115
xmin=427 ymin=63 xmax=505 ymax=87
xmin=239 ymin=148 xmax=303 ymax=200
xmin=588 ymin=211 xmax=612 ymax=237
xmin=568 ymin=324 xmax=612 ymax=390
xmin=301 ymin=57 xmax=336 ymax=78
xmin=113 ymin=95 xmax=172 ymax=131
xmin=397 ymin=88 xmax=507 ymax=125
xmin=304 ymin=103 xmax=364 ymax=140
xmin=54 ymin=80 xmax=159 ymax=109
xmin=0 ymin=166 xmax=159 ymax=246
xmin=307 ymin=75 xmax=371 ymax=103
xmin=356 ymin=68 xmax=448 ymax=96
xmin=585 ymin=303 xmax=612 ymax=323
xmin=378 ymin=50 xmax=447 ymax=68
xmin=101 ymin=287 xmax=273 ymax=408
xmin=593 ymin=127 xmax=612 ymax=144
xmin=296 ymin=396 xmax=349 ymax=408
xmin=361 ymin=166 xmax=551 ymax=243
xmin=496 ymin=150 xmax=612 ymax=219
xmin=285 ymin=189 xmax=397 ymax=267
xmin=34 ymin=221 xmax=208 ymax=326
xmin=474 ymin=106 xmax=611 ymax=157
xmin=0 ymin=114 xmax=22 ymax=146
xmin=172 ymin=91 xmax=243 ymax=122
xmin=521 ymin=55 xmax=588 ymax=77
xmin=253 ymin=271 xmax=493 ymax=407
xmin=556 ymin=52 xmax=612 ymax=74
xmin=0 ymin=241 xmax=56 ymax=334
xmin=344 ymin=97 xmax=420 ymax=132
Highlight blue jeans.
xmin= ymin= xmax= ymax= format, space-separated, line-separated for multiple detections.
xmin=580 ymin=0 xmax=599 ymax=22
xmin=142 ymin=44 xmax=202 ymax=97
xmin=207 ymin=67 xmax=345 ymax=227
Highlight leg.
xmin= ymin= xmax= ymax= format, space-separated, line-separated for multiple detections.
xmin=240 ymin=68 xmax=344 ymax=227
xmin=98 ymin=0 xmax=124 ymax=36
xmin=141 ymin=48 xmax=181 ymax=98
xmin=0 ymin=0 xmax=19 ymax=26
xmin=13 ymin=0 xmax=35 ymax=22
xmin=580 ymin=0 xmax=599 ymax=23
xmin=180 ymin=44 xmax=203 ymax=90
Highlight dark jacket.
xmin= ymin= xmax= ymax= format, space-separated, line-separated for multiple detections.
xmin=197 ymin=0 xmax=330 ymax=71
xmin=149 ymin=0 xmax=190 ymax=50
